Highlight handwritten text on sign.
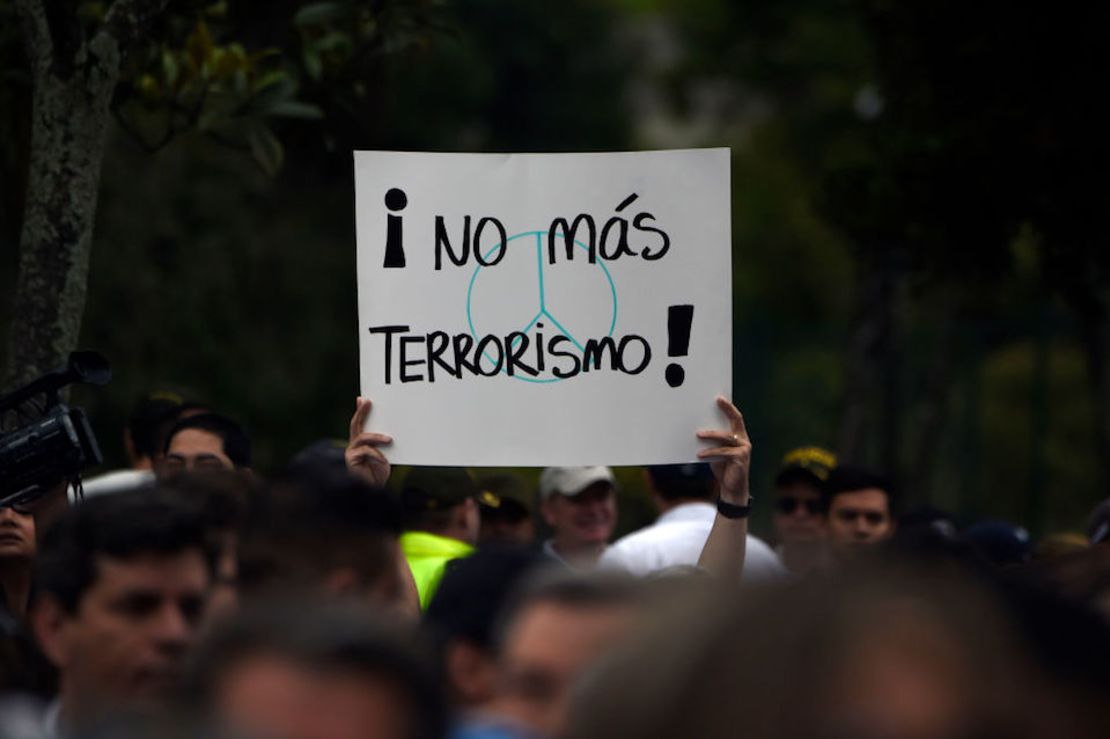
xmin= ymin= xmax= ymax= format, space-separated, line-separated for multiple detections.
xmin=355 ymin=150 xmax=732 ymax=466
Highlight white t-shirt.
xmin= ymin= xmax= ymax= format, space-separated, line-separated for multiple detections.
xmin=599 ymin=501 xmax=787 ymax=581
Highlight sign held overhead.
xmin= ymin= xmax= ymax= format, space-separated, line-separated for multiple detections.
xmin=355 ymin=149 xmax=732 ymax=466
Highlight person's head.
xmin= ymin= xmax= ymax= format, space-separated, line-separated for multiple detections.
xmin=962 ymin=520 xmax=1032 ymax=569
xmin=822 ymin=466 xmax=896 ymax=555
xmin=491 ymin=572 xmax=644 ymax=738
xmin=189 ymin=600 xmax=446 ymax=739
xmin=539 ymin=467 xmax=617 ymax=557
xmin=0 ymin=503 xmax=37 ymax=618
xmin=477 ymin=473 xmax=537 ymax=546
xmin=773 ymin=447 xmax=835 ymax=547
xmin=124 ymin=392 xmax=187 ymax=470
xmin=563 ymin=565 xmax=1060 ymax=739
xmin=0 ymin=504 xmax=36 ymax=564
xmin=160 ymin=470 xmax=256 ymax=624
xmin=400 ymin=467 xmax=481 ymax=545
xmin=237 ymin=470 xmax=407 ymax=612
xmin=644 ymin=463 xmax=714 ymax=511
xmin=29 ymin=490 xmax=214 ymax=726
xmin=160 ymin=413 xmax=252 ymax=476
xmin=425 ymin=547 xmax=551 ymax=708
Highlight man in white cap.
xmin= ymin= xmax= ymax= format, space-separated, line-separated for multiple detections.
xmin=539 ymin=467 xmax=617 ymax=569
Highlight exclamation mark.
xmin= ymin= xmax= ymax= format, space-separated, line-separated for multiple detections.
xmin=383 ymin=188 xmax=408 ymax=268
xmin=665 ymin=305 xmax=694 ymax=388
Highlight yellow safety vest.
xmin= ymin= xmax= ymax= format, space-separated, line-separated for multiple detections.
xmin=401 ymin=530 xmax=475 ymax=609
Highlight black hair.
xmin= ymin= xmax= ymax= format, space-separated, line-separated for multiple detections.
xmin=236 ymin=469 xmax=403 ymax=595
xmin=164 ymin=412 xmax=252 ymax=468
xmin=494 ymin=571 xmax=645 ymax=654
xmin=821 ymin=465 xmax=897 ymax=515
xmin=647 ymin=464 xmax=714 ymax=502
xmin=773 ymin=466 xmax=824 ymax=490
xmin=426 ymin=546 xmax=551 ymax=650
xmin=34 ymin=490 xmax=214 ymax=613
xmin=126 ymin=393 xmax=185 ymax=460
xmin=150 ymin=401 xmax=209 ymax=459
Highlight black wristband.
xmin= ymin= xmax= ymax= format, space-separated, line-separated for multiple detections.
xmin=717 ymin=495 xmax=753 ymax=519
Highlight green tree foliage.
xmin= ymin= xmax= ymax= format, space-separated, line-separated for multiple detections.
xmin=0 ymin=0 xmax=444 ymax=392
xmin=650 ymin=0 xmax=1110 ymax=530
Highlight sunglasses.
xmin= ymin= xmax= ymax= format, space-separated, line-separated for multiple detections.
xmin=774 ymin=497 xmax=821 ymax=515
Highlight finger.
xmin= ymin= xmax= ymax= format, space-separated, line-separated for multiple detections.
xmin=347 ymin=443 xmax=388 ymax=464
xmin=696 ymin=429 xmax=742 ymax=444
xmin=715 ymin=396 xmax=748 ymax=439
xmin=349 ymin=432 xmax=393 ymax=447
xmin=349 ymin=397 xmax=372 ymax=440
xmin=697 ymin=445 xmax=746 ymax=459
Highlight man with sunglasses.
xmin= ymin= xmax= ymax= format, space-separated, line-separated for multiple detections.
xmin=821 ymin=465 xmax=897 ymax=558
xmin=771 ymin=447 xmax=836 ymax=574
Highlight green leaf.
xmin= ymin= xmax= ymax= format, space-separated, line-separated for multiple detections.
xmin=312 ymin=31 xmax=354 ymax=56
xmin=266 ymin=100 xmax=324 ymax=120
xmin=161 ymin=48 xmax=178 ymax=89
xmin=247 ymin=123 xmax=284 ymax=176
xmin=293 ymin=2 xmax=345 ymax=27
xmin=302 ymin=48 xmax=323 ymax=81
xmin=186 ymin=20 xmax=216 ymax=73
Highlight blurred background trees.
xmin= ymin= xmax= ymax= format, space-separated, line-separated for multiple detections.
xmin=1 ymin=0 xmax=1106 ymax=537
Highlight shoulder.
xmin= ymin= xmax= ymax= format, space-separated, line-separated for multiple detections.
xmin=742 ymin=534 xmax=788 ymax=580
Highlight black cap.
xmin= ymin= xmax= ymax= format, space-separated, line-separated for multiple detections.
xmin=401 ymin=467 xmax=480 ymax=511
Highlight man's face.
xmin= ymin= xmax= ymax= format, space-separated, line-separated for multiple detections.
xmin=540 ymin=483 xmax=616 ymax=551
xmin=162 ymin=428 xmax=233 ymax=474
xmin=826 ymin=488 xmax=894 ymax=552
xmin=480 ymin=505 xmax=536 ymax=546
xmin=37 ymin=550 xmax=210 ymax=716
xmin=495 ymin=600 xmax=633 ymax=737
xmin=0 ymin=505 xmax=36 ymax=561
xmin=772 ymin=480 xmax=825 ymax=546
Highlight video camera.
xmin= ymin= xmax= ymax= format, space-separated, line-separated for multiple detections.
xmin=0 ymin=351 xmax=111 ymax=508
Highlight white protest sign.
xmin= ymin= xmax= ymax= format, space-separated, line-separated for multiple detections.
xmin=355 ymin=149 xmax=731 ymax=466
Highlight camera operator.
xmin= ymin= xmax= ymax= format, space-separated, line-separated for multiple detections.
xmin=0 ymin=502 xmax=35 ymax=620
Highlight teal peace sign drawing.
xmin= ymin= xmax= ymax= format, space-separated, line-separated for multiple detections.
xmin=466 ymin=230 xmax=618 ymax=383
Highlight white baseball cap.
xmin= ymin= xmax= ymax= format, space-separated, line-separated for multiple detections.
xmin=539 ymin=466 xmax=616 ymax=500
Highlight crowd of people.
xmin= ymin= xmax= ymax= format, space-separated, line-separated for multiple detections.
xmin=1 ymin=390 xmax=1109 ymax=739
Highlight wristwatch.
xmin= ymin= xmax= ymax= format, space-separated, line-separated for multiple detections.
xmin=716 ymin=495 xmax=753 ymax=519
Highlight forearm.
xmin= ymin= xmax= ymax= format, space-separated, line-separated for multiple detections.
xmin=697 ymin=486 xmax=749 ymax=578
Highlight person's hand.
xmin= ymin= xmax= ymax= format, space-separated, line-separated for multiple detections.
xmin=345 ymin=397 xmax=393 ymax=487
xmin=696 ymin=396 xmax=751 ymax=502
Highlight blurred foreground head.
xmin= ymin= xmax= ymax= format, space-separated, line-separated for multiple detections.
xmin=236 ymin=469 xmax=415 ymax=617
xmin=425 ymin=546 xmax=551 ymax=710
xmin=488 ymin=571 xmax=647 ymax=738
xmin=565 ymin=564 xmax=1110 ymax=739
xmin=188 ymin=599 xmax=445 ymax=739
xmin=29 ymin=489 xmax=214 ymax=730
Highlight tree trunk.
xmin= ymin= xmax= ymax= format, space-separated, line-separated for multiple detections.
xmin=905 ymin=297 xmax=958 ymax=506
xmin=4 ymin=0 xmax=166 ymax=393
xmin=4 ymin=65 xmax=118 ymax=391
xmin=838 ymin=250 xmax=899 ymax=467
